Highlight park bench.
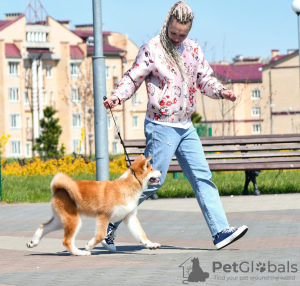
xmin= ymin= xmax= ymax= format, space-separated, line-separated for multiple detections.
xmin=123 ymin=134 xmax=300 ymax=196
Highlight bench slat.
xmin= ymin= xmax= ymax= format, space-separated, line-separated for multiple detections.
xmin=124 ymin=134 xmax=300 ymax=148
xmin=203 ymin=144 xmax=300 ymax=152
xmin=207 ymin=157 xmax=300 ymax=165
xmin=205 ymin=151 xmax=300 ymax=159
xmin=209 ymin=162 xmax=300 ymax=171
xmin=126 ymin=151 xmax=300 ymax=162
xmin=167 ymin=162 xmax=300 ymax=172
xmin=200 ymin=134 xmax=300 ymax=145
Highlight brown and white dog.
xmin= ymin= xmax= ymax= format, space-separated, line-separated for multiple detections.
xmin=26 ymin=155 xmax=162 ymax=256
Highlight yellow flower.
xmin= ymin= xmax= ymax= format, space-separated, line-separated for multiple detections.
xmin=0 ymin=133 xmax=11 ymax=156
xmin=2 ymin=155 xmax=127 ymax=176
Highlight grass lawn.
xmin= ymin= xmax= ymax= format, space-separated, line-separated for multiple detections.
xmin=1 ymin=170 xmax=300 ymax=203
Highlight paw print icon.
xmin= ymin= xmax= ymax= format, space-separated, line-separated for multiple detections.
xmin=256 ymin=262 xmax=266 ymax=272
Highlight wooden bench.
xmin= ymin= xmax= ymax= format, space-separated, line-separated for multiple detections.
xmin=123 ymin=134 xmax=300 ymax=195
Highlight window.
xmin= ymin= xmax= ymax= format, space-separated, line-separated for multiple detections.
xmin=107 ymin=116 xmax=112 ymax=129
xmin=113 ymin=141 xmax=118 ymax=154
xmin=72 ymin=113 xmax=81 ymax=128
xmin=10 ymin=140 xmax=21 ymax=156
xmin=25 ymin=143 xmax=31 ymax=158
xmin=73 ymin=139 xmax=82 ymax=154
xmin=132 ymin=93 xmax=137 ymax=105
xmin=26 ymin=117 xmax=31 ymax=139
xmin=133 ymin=116 xmax=138 ymax=128
xmin=46 ymin=66 xmax=52 ymax=78
xmin=10 ymin=114 xmax=21 ymax=129
xmin=106 ymin=66 xmax=110 ymax=79
xmin=70 ymin=63 xmax=79 ymax=77
xmin=8 ymin=62 xmax=19 ymax=76
xmin=251 ymin=107 xmax=261 ymax=117
xmin=9 ymin=87 xmax=20 ymax=102
xmin=71 ymin=88 xmax=80 ymax=103
xmin=41 ymin=91 xmax=47 ymax=105
xmin=24 ymin=91 xmax=29 ymax=105
xmin=113 ymin=66 xmax=117 ymax=77
xmin=27 ymin=32 xmax=46 ymax=42
xmin=50 ymin=91 xmax=54 ymax=107
xmin=252 ymin=124 xmax=261 ymax=134
xmin=251 ymin=89 xmax=261 ymax=100
xmin=25 ymin=64 xmax=30 ymax=86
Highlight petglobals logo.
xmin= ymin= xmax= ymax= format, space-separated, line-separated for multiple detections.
xmin=179 ymin=257 xmax=210 ymax=284
xmin=213 ymin=261 xmax=298 ymax=274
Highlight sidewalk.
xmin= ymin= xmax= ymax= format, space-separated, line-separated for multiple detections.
xmin=0 ymin=194 xmax=299 ymax=285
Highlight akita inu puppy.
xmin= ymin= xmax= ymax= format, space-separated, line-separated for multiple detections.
xmin=26 ymin=155 xmax=162 ymax=256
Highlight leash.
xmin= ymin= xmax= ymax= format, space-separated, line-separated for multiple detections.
xmin=103 ymin=96 xmax=132 ymax=166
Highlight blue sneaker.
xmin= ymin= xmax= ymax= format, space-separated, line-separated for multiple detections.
xmin=213 ymin=225 xmax=248 ymax=250
xmin=101 ymin=223 xmax=117 ymax=252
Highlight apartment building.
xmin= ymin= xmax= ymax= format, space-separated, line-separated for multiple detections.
xmin=262 ymin=49 xmax=300 ymax=134
xmin=0 ymin=12 xmax=146 ymax=158
xmin=201 ymin=57 xmax=264 ymax=136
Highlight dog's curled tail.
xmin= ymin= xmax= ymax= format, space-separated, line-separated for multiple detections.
xmin=50 ymin=173 xmax=82 ymax=203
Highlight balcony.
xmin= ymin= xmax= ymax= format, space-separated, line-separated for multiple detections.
xmin=24 ymin=24 xmax=51 ymax=49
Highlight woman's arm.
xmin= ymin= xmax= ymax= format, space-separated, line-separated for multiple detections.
xmin=105 ymin=43 xmax=155 ymax=109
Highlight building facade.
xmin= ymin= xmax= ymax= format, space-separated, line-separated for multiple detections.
xmin=0 ymin=12 xmax=147 ymax=158
xmin=262 ymin=50 xmax=300 ymax=134
xmin=201 ymin=58 xmax=264 ymax=136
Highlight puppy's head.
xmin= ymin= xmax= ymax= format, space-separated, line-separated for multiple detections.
xmin=131 ymin=155 xmax=161 ymax=185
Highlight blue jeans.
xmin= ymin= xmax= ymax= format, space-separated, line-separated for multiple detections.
xmin=114 ymin=120 xmax=229 ymax=236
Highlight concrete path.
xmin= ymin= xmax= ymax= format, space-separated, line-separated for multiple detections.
xmin=0 ymin=194 xmax=300 ymax=285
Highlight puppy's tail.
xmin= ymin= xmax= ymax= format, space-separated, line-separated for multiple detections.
xmin=50 ymin=173 xmax=82 ymax=204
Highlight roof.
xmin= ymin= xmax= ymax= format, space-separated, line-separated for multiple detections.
xmin=5 ymin=43 xmax=21 ymax=58
xmin=262 ymin=50 xmax=298 ymax=70
xmin=71 ymin=29 xmax=111 ymax=40
xmin=70 ymin=45 xmax=84 ymax=58
xmin=270 ymin=54 xmax=288 ymax=63
xmin=87 ymin=42 xmax=125 ymax=55
xmin=210 ymin=63 xmax=263 ymax=83
xmin=0 ymin=14 xmax=25 ymax=31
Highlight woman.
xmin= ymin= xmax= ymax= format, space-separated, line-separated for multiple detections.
xmin=103 ymin=1 xmax=248 ymax=251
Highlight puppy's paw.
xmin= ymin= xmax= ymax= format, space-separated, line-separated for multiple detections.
xmin=85 ymin=238 xmax=96 ymax=252
xmin=73 ymin=250 xmax=91 ymax=256
xmin=26 ymin=241 xmax=38 ymax=248
xmin=144 ymin=241 xmax=161 ymax=250
xmin=85 ymin=243 xmax=94 ymax=252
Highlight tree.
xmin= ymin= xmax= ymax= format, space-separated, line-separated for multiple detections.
xmin=61 ymin=58 xmax=94 ymax=158
xmin=33 ymin=107 xmax=64 ymax=158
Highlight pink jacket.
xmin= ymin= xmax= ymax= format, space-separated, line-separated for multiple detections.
xmin=113 ymin=35 xmax=225 ymax=123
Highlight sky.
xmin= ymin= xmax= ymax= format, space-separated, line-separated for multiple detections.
xmin=1 ymin=0 xmax=299 ymax=63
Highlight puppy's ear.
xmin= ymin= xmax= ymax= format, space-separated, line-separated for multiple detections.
xmin=136 ymin=154 xmax=144 ymax=162
xmin=142 ymin=156 xmax=152 ymax=169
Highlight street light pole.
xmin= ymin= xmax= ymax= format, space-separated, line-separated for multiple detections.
xmin=92 ymin=0 xmax=109 ymax=181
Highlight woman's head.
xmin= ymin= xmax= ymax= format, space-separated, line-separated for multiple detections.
xmin=167 ymin=16 xmax=191 ymax=47
xmin=160 ymin=1 xmax=194 ymax=81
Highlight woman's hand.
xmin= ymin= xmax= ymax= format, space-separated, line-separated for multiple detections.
xmin=103 ymin=95 xmax=120 ymax=109
xmin=220 ymin=90 xmax=236 ymax=102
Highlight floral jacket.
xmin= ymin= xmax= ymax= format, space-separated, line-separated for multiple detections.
xmin=113 ymin=35 xmax=225 ymax=123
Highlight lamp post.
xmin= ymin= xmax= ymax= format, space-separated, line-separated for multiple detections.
xmin=292 ymin=0 xmax=300 ymax=91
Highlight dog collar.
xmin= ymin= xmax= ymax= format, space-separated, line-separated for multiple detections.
xmin=129 ymin=167 xmax=142 ymax=186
